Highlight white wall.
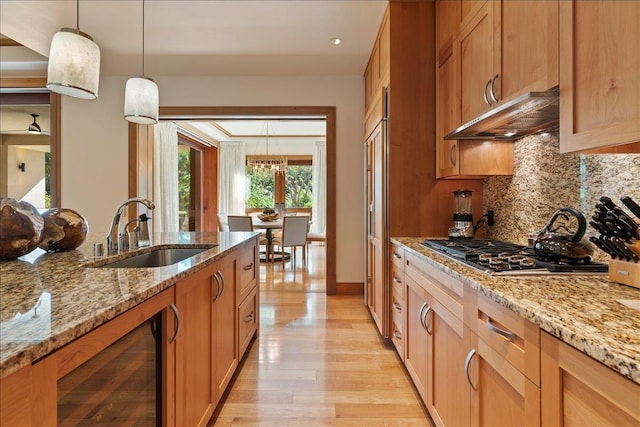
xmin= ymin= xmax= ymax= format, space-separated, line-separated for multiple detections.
xmin=7 ymin=146 xmax=46 ymax=208
xmin=60 ymin=75 xmax=365 ymax=283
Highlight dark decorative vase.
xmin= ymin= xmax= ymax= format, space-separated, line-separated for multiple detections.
xmin=39 ymin=208 xmax=89 ymax=252
xmin=0 ymin=198 xmax=44 ymax=260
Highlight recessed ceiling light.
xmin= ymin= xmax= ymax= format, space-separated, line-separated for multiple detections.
xmin=329 ymin=37 xmax=342 ymax=46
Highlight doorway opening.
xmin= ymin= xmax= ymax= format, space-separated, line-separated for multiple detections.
xmin=129 ymin=106 xmax=336 ymax=295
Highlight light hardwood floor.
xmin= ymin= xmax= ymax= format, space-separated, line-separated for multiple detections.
xmin=211 ymin=244 xmax=433 ymax=426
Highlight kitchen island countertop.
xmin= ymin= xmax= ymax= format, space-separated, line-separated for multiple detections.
xmin=0 ymin=231 xmax=259 ymax=378
xmin=393 ymin=237 xmax=640 ymax=385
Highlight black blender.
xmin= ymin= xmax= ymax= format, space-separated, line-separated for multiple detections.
xmin=448 ymin=189 xmax=474 ymax=239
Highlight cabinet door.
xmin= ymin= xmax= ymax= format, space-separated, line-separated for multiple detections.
xmin=495 ymin=0 xmax=558 ymax=103
xmin=175 ymin=266 xmax=215 ymax=427
xmin=540 ymin=331 xmax=640 ymax=426
xmin=559 ymin=0 xmax=640 ymax=152
xmin=404 ymin=275 xmax=430 ymax=402
xmin=427 ymin=300 xmax=470 ymax=427
xmin=366 ymin=122 xmax=386 ymax=336
xmin=459 ymin=1 xmax=494 ymax=123
xmin=436 ymin=0 xmax=461 ymax=58
xmin=436 ymin=43 xmax=460 ymax=178
xmin=213 ymin=254 xmax=238 ymax=401
xmin=467 ymin=332 xmax=541 ymax=427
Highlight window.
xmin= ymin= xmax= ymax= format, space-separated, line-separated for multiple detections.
xmin=245 ymin=159 xmax=312 ymax=210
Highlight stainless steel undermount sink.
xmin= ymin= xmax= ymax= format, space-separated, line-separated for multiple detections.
xmin=90 ymin=246 xmax=216 ymax=268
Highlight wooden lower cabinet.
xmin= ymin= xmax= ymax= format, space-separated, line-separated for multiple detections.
xmin=212 ymin=254 xmax=239 ymax=403
xmin=466 ymin=331 xmax=541 ymax=427
xmin=404 ymin=275 xmax=430 ymax=400
xmin=427 ymin=299 xmax=470 ymax=427
xmin=541 ymin=331 xmax=640 ymax=426
xmin=175 ymin=263 xmax=216 ymax=426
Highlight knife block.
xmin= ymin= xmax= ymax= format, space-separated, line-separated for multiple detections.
xmin=608 ymin=259 xmax=640 ymax=289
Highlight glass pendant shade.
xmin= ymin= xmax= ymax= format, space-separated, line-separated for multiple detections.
xmin=124 ymin=76 xmax=159 ymax=124
xmin=46 ymin=28 xmax=101 ymax=100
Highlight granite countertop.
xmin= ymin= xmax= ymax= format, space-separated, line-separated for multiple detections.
xmin=392 ymin=237 xmax=640 ymax=385
xmin=0 ymin=231 xmax=259 ymax=378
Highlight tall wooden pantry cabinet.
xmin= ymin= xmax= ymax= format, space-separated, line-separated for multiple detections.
xmin=363 ymin=1 xmax=483 ymax=337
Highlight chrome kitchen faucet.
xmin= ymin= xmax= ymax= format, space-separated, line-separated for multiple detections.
xmin=107 ymin=197 xmax=155 ymax=255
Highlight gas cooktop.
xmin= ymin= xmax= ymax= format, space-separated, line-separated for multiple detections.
xmin=421 ymin=239 xmax=608 ymax=275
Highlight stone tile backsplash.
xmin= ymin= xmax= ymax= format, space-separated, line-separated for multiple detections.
xmin=483 ymin=133 xmax=640 ymax=259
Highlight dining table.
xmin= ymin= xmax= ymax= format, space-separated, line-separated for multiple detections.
xmin=252 ymin=218 xmax=288 ymax=262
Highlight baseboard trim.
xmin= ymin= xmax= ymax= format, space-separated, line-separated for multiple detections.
xmin=335 ymin=282 xmax=364 ymax=295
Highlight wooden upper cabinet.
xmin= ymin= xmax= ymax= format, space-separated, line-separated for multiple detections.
xmin=436 ymin=0 xmax=461 ymax=59
xmin=436 ymin=44 xmax=460 ymax=178
xmin=459 ymin=1 xmax=494 ymax=123
xmin=494 ymin=0 xmax=559 ymax=103
xmin=364 ymin=6 xmax=389 ymax=114
xmin=559 ymin=0 xmax=640 ymax=153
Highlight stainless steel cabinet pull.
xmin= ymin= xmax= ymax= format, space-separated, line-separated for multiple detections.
xmin=483 ymin=79 xmax=493 ymax=106
xmin=464 ymin=349 xmax=477 ymax=390
xmin=393 ymin=274 xmax=402 ymax=284
xmin=393 ymin=252 xmax=402 ymax=260
xmin=243 ymin=262 xmax=253 ymax=271
xmin=422 ymin=305 xmax=433 ymax=335
xmin=418 ymin=302 xmax=428 ymax=330
xmin=244 ymin=312 xmax=254 ymax=323
xmin=486 ymin=317 xmax=516 ymax=342
xmin=211 ymin=272 xmax=221 ymax=302
xmin=169 ymin=303 xmax=180 ymax=344
xmin=393 ymin=330 xmax=402 ymax=340
xmin=393 ymin=301 xmax=402 ymax=312
xmin=489 ymin=74 xmax=500 ymax=104
xmin=218 ymin=271 xmax=225 ymax=297
xmin=449 ymin=144 xmax=456 ymax=166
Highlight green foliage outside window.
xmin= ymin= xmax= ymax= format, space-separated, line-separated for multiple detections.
xmin=285 ymin=165 xmax=312 ymax=208
xmin=178 ymin=151 xmax=191 ymax=213
xmin=44 ymin=152 xmax=51 ymax=208
xmin=246 ymin=168 xmax=275 ymax=208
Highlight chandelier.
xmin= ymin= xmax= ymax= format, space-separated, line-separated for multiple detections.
xmin=248 ymin=121 xmax=288 ymax=174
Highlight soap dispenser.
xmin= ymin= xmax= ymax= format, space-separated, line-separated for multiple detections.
xmin=138 ymin=214 xmax=151 ymax=247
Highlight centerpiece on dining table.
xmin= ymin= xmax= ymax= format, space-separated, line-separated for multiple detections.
xmin=258 ymin=208 xmax=279 ymax=222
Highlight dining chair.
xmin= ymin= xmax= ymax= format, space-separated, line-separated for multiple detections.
xmin=217 ymin=213 xmax=229 ymax=232
xmin=271 ymin=216 xmax=309 ymax=268
xmin=227 ymin=215 xmax=253 ymax=231
xmin=227 ymin=216 xmax=269 ymax=256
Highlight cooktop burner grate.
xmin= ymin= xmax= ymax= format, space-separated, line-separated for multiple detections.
xmin=421 ymin=239 xmax=608 ymax=275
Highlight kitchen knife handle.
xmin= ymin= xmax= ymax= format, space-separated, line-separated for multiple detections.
xmin=621 ymin=196 xmax=640 ymax=220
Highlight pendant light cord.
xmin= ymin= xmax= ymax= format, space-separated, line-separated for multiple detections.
xmin=76 ymin=0 xmax=80 ymax=29
xmin=142 ymin=0 xmax=145 ymax=76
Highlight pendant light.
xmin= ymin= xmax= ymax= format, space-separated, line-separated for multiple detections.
xmin=46 ymin=0 xmax=101 ymax=99
xmin=124 ymin=0 xmax=159 ymax=125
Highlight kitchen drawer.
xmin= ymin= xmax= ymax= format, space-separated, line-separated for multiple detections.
xmin=237 ymin=240 xmax=257 ymax=303
xmin=238 ymin=287 xmax=258 ymax=357
xmin=474 ymin=291 xmax=540 ymax=386
xmin=391 ymin=242 xmax=405 ymax=269
xmin=390 ymin=299 xmax=405 ymax=359
xmin=405 ymin=251 xmax=464 ymax=322
xmin=390 ymin=264 xmax=405 ymax=302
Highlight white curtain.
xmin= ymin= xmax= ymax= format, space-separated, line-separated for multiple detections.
xmin=219 ymin=141 xmax=247 ymax=216
xmin=311 ymin=140 xmax=326 ymax=234
xmin=153 ymin=122 xmax=179 ymax=232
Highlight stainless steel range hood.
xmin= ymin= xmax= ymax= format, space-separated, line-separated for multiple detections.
xmin=445 ymin=87 xmax=559 ymax=140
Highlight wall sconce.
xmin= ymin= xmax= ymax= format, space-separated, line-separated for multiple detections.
xmin=18 ymin=163 xmax=26 ymax=172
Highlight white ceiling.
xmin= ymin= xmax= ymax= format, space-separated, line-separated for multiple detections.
xmin=1 ymin=1 xmax=387 ymax=143
xmin=0 ymin=0 xmax=388 ymax=76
